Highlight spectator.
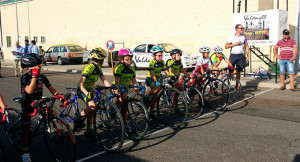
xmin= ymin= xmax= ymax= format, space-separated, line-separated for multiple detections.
xmin=29 ymin=40 xmax=39 ymax=55
xmin=0 ymin=45 xmax=3 ymax=78
xmin=12 ymin=41 xmax=24 ymax=77
xmin=273 ymin=29 xmax=299 ymax=91
xmin=23 ymin=39 xmax=30 ymax=55
xmin=38 ymin=46 xmax=46 ymax=65
xmin=225 ymin=24 xmax=250 ymax=82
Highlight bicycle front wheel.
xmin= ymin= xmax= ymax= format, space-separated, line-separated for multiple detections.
xmin=44 ymin=116 xmax=77 ymax=162
xmin=203 ymin=79 xmax=230 ymax=110
xmin=3 ymin=108 xmax=22 ymax=150
xmin=94 ymin=101 xmax=125 ymax=152
xmin=157 ymin=88 xmax=188 ymax=128
xmin=126 ymin=100 xmax=149 ymax=140
xmin=185 ymin=87 xmax=205 ymax=119
xmin=223 ymin=76 xmax=242 ymax=102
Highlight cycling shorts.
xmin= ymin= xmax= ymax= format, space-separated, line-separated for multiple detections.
xmin=77 ymin=88 xmax=94 ymax=103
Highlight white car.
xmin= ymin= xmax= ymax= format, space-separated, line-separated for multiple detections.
xmin=131 ymin=43 xmax=198 ymax=69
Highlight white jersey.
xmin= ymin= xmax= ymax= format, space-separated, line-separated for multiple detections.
xmin=196 ymin=56 xmax=211 ymax=67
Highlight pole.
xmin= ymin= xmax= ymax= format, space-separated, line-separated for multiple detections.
xmin=245 ymin=0 xmax=247 ymax=12
xmin=15 ymin=0 xmax=19 ymax=42
xmin=286 ymin=0 xmax=288 ymax=11
xmin=0 ymin=4 xmax=3 ymax=47
xmin=27 ymin=0 xmax=31 ymax=40
xmin=277 ymin=0 xmax=279 ymax=9
xmin=233 ymin=0 xmax=235 ymax=13
xmin=294 ymin=0 xmax=300 ymax=73
xmin=238 ymin=0 xmax=241 ymax=13
xmin=110 ymin=50 xmax=113 ymax=72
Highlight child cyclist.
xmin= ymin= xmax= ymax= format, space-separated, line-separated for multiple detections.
xmin=112 ymin=48 xmax=140 ymax=132
xmin=20 ymin=54 xmax=60 ymax=162
xmin=166 ymin=49 xmax=190 ymax=89
xmin=144 ymin=46 xmax=166 ymax=120
xmin=211 ymin=45 xmax=234 ymax=73
xmin=0 ymin=93 xmax=7 ymax=114
xmin=75 ymin=47 xmax=110 ymax=141
xmin=191 ymin=45 xmax=213 ymax=87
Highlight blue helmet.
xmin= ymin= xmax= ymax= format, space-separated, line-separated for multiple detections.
xmin=150 ymin=46 xmax=163 ymax=54
xmin=170 ymin=49 xmax=182 ymax=56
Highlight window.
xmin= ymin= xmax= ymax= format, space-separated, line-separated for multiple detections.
xmin=46 ymin=47 xmax=53 ymax=53
xmin=25 ymin=36 xmax=29 ymax=41
xmin=34 ymin=36 xmax=38 ymax=43
xmin=68 ymin=46 xmax=83 ymax=52
xmin=147 ymin=44 xmax=155 ymax=53
xmin=134 ymin=44 xmax=146 ymax=53
xmin=41 ymin=36 xmax=46 ymax=43
xmin=53 ymin=47 xmax=59 ymax=53
xmin=6 ymin=36 xmax=11 ymax=48
xmin=60 ymin=46 xmax=67 ymax=52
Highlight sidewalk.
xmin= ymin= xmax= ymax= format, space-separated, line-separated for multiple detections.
xmin=2 ymin=59 xmax=300 ymax=89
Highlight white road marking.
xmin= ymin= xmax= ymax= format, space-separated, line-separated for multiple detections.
xmin=76 ymin=88 xmax=274 ymax=162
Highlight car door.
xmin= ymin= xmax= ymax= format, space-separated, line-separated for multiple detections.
xmin=45 ymin=47 xmax=53 ymax=62
xmin=52 ymin=46 xmax=60 ymax=61
xmin=132 ymin=44 xmax=148 ymax=67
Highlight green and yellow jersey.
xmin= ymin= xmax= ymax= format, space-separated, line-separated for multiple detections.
xmin=112 ymin=64 xmax=136 ymax=86
xmin=80 ymin=63 xmax=103 ymax=91
xmin=146 ymin=59 xmax=166 ymax=79
xmin=166 ymin=59 xmax=183 ymax=76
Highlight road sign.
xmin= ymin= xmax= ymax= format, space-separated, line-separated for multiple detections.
xmin=106 ymin=40 xmax=115 ymax=51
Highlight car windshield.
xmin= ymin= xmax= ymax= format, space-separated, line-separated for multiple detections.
xmin=158 ymin=43 xmax=178 ymax=53
xmin=68 ymin=46 xmax=83 ymax=52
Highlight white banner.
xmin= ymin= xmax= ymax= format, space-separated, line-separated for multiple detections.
xmin=233 ymin=9 xmax=288 ymax=46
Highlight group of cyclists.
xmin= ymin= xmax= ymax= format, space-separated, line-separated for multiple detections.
xmin=0 ymin=43 xmax=237 ymax=162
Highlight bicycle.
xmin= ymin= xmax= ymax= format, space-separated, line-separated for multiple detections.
xmin=154 ymin=75 xmax=189 ymax=128
xmin=52 ymin=86 xmax=125 ymax=152
xmin=117 ymin=85 xmax=149 ymax=140
xmin=192 ymin=69 xmax=230 ymax=111
xmin=219 ymin=67 xmax=242 ymax=102
xmin=3 ymin=95 xmax=77 ymax=162
xmin=179 ymin=75 xmax=205 ymax=119
xmin=0 ymin=108 xmax=7 ymax=162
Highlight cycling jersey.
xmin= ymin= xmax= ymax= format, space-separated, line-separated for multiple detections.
xmin=79 ymin=63 xmax=104 ymax=91
xmin=211 ymin=53 xmax=226 ymax=64
xmin=192 ymin=56 xmax=211 ymax=76
xmin=113 ymin=64 xmax=136 ymax=86
xmin=21 ymin=72 xmax=52 ymax=122
xmin=146 ymin=59 xmax=166 ymax=78
xmin=166 ymin=59 xmax=183 ymax=76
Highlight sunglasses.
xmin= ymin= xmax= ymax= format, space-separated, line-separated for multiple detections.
xmin=124 ymin=59 xmax=132 ymax=61
xmin=238 ymin=28 xmax=245 ymax=30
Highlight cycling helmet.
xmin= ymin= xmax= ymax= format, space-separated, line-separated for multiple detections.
xmin=199 ymin=45 xmax=211 ymax=53
xmin=170 ymin=49 xmax=182 ymax=56
xmin=21 ymin=54 xmax=42 ymax=68
xmin=150 ymin=46 xmax=163 ymax=54
xmin=214 ymin=45 xmax=223 ymax=53
xmin=118 ymin=48 xmax=133 ymax=57
xmin=90 ymin=47 xmax=107 ymax=60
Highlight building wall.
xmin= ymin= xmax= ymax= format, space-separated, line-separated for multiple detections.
xmin=0 ymin=0 xmax=298 ymax=71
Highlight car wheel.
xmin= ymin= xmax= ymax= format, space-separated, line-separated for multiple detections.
xmin=57 ymin=57 xmax=63 ymax=65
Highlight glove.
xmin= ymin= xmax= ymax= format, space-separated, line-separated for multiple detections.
xmin=155 ymin=81 xmax=160 ymax=87
xmin=84 ymin=92 xmax=92 ymax=102
xmin=32 ymin=68 xmax=39 ymax=78
xmin=219 ymin=57 xmax=223 ymax=61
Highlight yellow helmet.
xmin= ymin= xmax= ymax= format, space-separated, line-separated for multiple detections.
xmin=90 ymin=47 xmax=107 ymax=60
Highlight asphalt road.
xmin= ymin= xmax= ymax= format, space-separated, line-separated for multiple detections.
xmin=0 ymin=67 xmax=300 ymax=162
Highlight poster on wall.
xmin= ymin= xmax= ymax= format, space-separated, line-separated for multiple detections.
xmin=233 ymin=9 xmax=288 ymax=46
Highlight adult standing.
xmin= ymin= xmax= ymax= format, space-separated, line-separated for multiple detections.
xmin=225 ymin=24 xmax=250 ymax=82
xmin=29 ymin=40 xmax=39 ymax=55
xmin=273 ymin=29 xmax=299 ymax=91
xmin=23 ymin=39 xmax=30 ymax=55
xmin=12 ymin=41 xmax=24 ymax=77
xmin=0 ymin=45 xmax=3 ymax=78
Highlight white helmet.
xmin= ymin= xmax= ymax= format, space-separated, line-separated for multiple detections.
xmin=199 ymin=45 xmax=211 ymax=53
xmin=214 ymin=45 xmax=223 ymax=53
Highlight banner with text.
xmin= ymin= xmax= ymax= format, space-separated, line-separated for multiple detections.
xmin=233 ymin=9 xmax=288 ymax=46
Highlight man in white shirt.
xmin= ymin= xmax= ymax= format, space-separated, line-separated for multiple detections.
xmin=225 ymin=24 xmax=250 ymax=82
xmin=12 ymin=41 xmax=24 ymax=77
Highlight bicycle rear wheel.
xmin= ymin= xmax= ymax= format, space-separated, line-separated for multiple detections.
xmin=3 ymin=108 xmax=22 ymax=150
xmin=126 ymin=100 xmax=149 ymax=140
xmin=44 ymin=116 xmax=77 ymax=162
xmin=203 ymin=79 xmax=230 ymax=110
xmin=185 ymin=87 xmax=205 ymax=119
xmin=222 ymin=76 xmax=242 ymax=102
xmin=94 ymin=101 xmax=125 ymax=152
xmin=157 ymin=88 xmax=188 ymax=128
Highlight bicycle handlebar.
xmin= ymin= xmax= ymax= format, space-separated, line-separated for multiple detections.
xmin=30 ymin=95 xmax=69 ymax=117
xmin=0 ymin=109 xmax=7 ymax=124
xmin=119 ymin=85 xmax=145 ymax=95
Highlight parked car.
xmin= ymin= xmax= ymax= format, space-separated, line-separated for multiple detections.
xmin=44 ymin=44 xmax=83 ymax=65
xmin=108 ymin=43 xmax=198 ymax=69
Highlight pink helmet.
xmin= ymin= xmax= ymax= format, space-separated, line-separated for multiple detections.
xmin=118 ymin=48 xmax=133 ymax=57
